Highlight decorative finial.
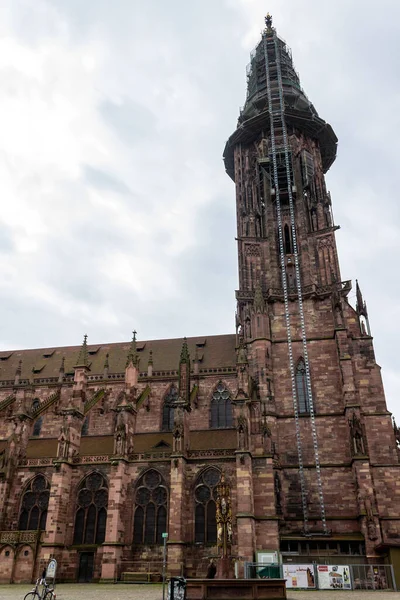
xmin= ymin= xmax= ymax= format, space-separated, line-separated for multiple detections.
xmin=75 ymin=334 xmax=89 ymax=368
xmin=180 ymin=337 xmax=190 ymax=364
xmin=58 ymin=356 xmax=65 ymax=383
xmin=104 ymin=353 xmax=109 ymax=369
xmin=126 ymin=330 xmax=139 ymax=368
xmin=148 ymin=350 xmax=153 ymax=365
xmin=14 ymin=359 xmax=22 ymax=385
xmin=265 ymin=13 xmax=273 ymax=30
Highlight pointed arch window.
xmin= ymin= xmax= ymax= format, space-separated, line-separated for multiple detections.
xmin=194 ymin=468 xmax=220 ymax=544
xmin=210 ymin=383 xmax=233 ymax=429
xmin=162 ymin=385 xmax=178 ymax=432
xmin=133 ymin=469 xmax=168 ymax=545
xmin=31 ymin=400 xmax=43 ymax=437
xmin=18 ymin=475 xmax=50 ymax=531
xmin=32 ymin=417 xmax=43 ymax=437
xmin=295 ymin=358 xmax=310 ymax=414
xmin=73 ymin=472 xmax=108 ymax=545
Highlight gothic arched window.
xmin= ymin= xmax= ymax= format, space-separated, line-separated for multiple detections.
xmin=31 ymin=400 xmax=42 ymax=437
xmin=133 ymin=469 xmax=168 ymax=545
xmin=162 ymin=385 xmax=178 ymax=432
xmin=284 ymin=224 xmax=293 ymax=254
xmin=194 ymin=467 xmax=220 ymax=544
xmin=210 ymin=383 xmax=233 ymax=429
xmin=18 ymin=475 xmax=50 ymax=531
xmin=32 ymin=417 xmax=43 ymax=437
xmin=295 ymin=358 xmax=310 ymax=414
xmin=73 ymin=472 xmax=108 ymax=545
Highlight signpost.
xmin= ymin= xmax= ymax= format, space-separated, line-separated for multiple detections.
xmin=45 ymin=558 xmax=57 ymax=595
xmin=162 ymin=533 xmax=168 ymax=600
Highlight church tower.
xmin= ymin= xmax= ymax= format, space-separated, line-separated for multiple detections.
xmin=224 ymin=14 xmax=398 ymax=560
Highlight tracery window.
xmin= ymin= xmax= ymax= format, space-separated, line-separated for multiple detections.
xmin=210 ymin=383 xmax=233 ymax=429
xmin=73 ymin=472 xmax=108 ymax=545
xmin=194 ymin=467 xmax=220 ymax=544
xmin=295 ymin=358 xmax=310 ymax=414
xmin=133 ymin=469 xmax=168 ymax=545
xmin=162 ymin=385 xmax=178 ymax=432
xmin=18 ymin=475 xmax=50 ymax=531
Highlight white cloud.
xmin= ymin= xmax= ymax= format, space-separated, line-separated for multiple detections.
xmin=0 ymin=0 xmax=398 ymax=423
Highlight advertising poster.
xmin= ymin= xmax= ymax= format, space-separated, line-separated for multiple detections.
xmin=317 ymin=565 xmax=352 ymax=590
xmin=283 ymin=564 xmax=316 ymax=589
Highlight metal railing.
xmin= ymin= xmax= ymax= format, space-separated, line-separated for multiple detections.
xmin=244 ymin=562 xmax=397 ymax=591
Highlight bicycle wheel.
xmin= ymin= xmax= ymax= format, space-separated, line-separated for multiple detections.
xmin=23 ymin=593 xmax=40 ymax=600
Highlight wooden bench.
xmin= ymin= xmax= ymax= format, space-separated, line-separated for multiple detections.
xmin=121 ymin=571 xmax=162 ymax=583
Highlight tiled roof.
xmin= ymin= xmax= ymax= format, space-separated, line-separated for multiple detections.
xmin=22 ymin=429 xmax=236 ymax=459
xmin=0 ymin=334 xmax=237 ymax=382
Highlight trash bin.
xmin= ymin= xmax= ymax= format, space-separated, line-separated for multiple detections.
xmin=167 ymin=577 xmax=187 ymax=600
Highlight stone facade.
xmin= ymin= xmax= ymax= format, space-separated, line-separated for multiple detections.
xmin=1 ymin=16 xmax=400 ymax=586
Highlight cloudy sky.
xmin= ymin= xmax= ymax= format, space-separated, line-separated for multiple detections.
xmin=0 ymin=1 xmax=399 ymax=420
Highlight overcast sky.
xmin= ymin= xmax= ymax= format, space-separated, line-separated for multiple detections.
xmin=0 ymin=0 xmax=399 ymax=421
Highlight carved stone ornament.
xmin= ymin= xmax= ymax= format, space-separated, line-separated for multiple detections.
xmin=348 ymin=411 xmax=366 ymax=456
xmin=245 ymin=244 xmax=261 ymax=257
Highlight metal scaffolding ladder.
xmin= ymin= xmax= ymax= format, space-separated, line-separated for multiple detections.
xmin=262 ymin=28 xmax=328 ymax=535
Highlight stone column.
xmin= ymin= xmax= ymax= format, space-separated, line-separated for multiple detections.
xmin=235 ymin=451 xmax=255 ymax=576
xmin=101 ymin=459 xmax=128 ymax=582
xmin=168 ymin=455 xmax=186 ymax=576
xmin=39 ymin=461 xmax=73 ymax=569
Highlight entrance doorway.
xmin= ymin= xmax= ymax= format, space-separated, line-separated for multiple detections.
xmin=78 ymin=552 xmax=95 ymax=582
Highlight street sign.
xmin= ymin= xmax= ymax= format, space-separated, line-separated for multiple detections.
xmin=162 ymin=532 xmax=168 ymax=538
xmin=46 ymin=558 xmax=57 ymax=580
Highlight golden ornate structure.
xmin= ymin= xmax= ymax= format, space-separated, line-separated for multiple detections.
xmin=215 ymin=474 xmax=233 ymax=558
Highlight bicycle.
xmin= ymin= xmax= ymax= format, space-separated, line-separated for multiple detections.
xmin=24 ymin=571 xmax=56 ymax=600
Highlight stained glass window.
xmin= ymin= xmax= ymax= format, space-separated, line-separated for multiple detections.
xmin=73 ymin=472 xmax=108 ymax=545
xmin=18 ymin=475 xmax=50 ymax=531
xmin=194 ymin=468 xmax=220 ymax=543
xmin=133 ymin=469 xmax=168 ymax=545
xmin=210 ymin=383 xmax=233 ymax=429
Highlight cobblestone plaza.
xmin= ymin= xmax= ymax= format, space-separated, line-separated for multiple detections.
xmin=1 ymin=584 xmax=399 ymax=600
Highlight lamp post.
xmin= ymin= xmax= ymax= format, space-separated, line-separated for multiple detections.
xmin=162 ymin=532 xmax=168 ymax=600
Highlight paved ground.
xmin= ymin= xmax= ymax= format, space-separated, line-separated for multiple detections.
xmin=0 ymin=584 xmax=399 ymax=600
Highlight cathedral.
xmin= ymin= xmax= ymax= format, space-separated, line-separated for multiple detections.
xmin=1 ymin=15 xmax=400 ymax=585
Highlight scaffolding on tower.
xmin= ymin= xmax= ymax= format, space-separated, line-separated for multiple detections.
xmin=262 ymin=14 xmax=328 ymax=535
